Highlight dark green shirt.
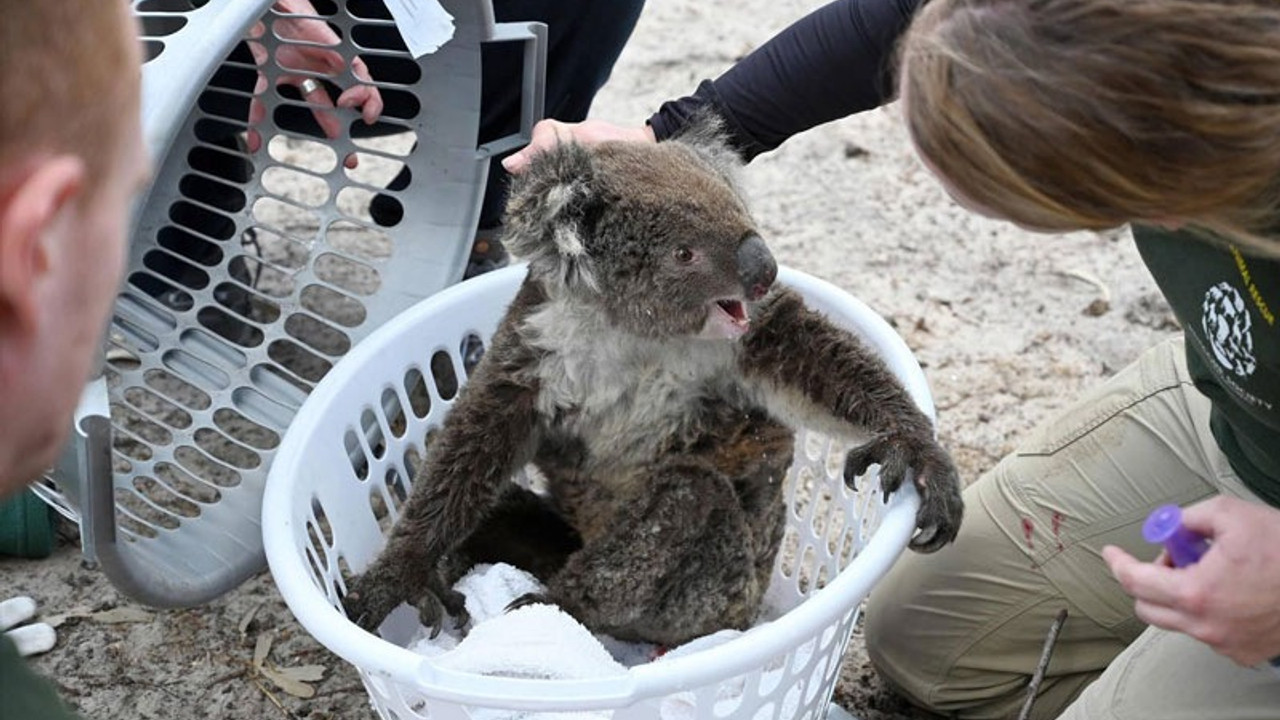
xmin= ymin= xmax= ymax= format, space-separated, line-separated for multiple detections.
xmin=0 ymin=635 xmax=80 ymax=720
xmin=1135 ymin=225 xmax=1280 ymax=506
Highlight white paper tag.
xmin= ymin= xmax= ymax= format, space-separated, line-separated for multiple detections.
xmin=382 ymin=0 xmax=456 ymax=58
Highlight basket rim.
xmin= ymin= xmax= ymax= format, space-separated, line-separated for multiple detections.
xmin=263 ymin=264 xmax=925 ymax=710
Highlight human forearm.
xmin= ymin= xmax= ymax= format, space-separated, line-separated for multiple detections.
xmin=647 ymin=0 xmax=925 ymax=160
xmin=503 ymin=0 xmax=925 ymax=174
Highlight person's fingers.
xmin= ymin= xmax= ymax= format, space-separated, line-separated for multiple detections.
xmin=503 ymin=146 xmax=546 ymax=174
xmin=273 ymin=12 xmax=343 ymax=49
xmin=362 ymin=90 xmax=383 ymax=125
xmin=286 ymin=76 xmax=353 ymax=165
xmin=248 ymin=94 xmax=267 ymax=126
xmin=1133 ymin=598 xmax=1191 ymax=634
xmin=502 ymin=120 xmax=657 ymax=173
xmin=502 ymin=121 xmax=569 ymax=174
xmin=248 ymin=39 xmax=268 ymax=67
xmin=1104 ymin=544 xmax=1188 ymax=606
xmin=1101 ymin=544 xmax=1138 ymax=569
xmin=344 ymin=56 xmax=384 ymax=124
xmin=275 ymin=44 xmax=346 ymax=78
xmin=337 ymin=85 xmax=384 ymax=125
xmin=296 ymin=81 xmax=363 ymax=168
xmin=245 ymin=96 xmax=268 ymax=153
xmin=500 ymin=151 xmax=528 ymax=174
xmin=351 ymin=55 xmax=375 ymax=83
xmin=289 ymin=76 xmax=342 ymax=140
xmin=1178 ymin=496 xmax=1233 ymax=537
xmin=275 ymin=45 xmax=379 ymax=131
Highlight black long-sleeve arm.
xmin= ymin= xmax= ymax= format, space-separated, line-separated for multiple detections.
xmin=647 ymin=0 xmax=925 ymax=161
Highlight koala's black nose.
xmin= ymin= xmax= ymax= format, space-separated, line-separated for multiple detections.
xmin=737 ymin=233 xmax=776 ymax=301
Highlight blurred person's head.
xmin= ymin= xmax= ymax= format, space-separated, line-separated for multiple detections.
xmin=0 ymin=1 xmax=148 ymax=496
xmin=898 ymin=0 xmax=1280 ymax=251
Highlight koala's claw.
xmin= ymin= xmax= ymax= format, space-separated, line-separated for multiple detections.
xmin=910 ymin=522 xmax=952 ymax=554
xmin=444 ymin=588 xmax=470 ymax=630
xmin=842 ymin=443 xmax=878 ymax=491
xmin=413 ymin=585 xmax=469 ymax=638
xmin=909 ymin=470 xmax=964 ymax=553
xmin=505 ymin=592 xmax=554 ymax=613
xmin=414 ymin=591 xmax=447 ymax=638
xmin=844 ymin=434 xmax=964 ymax=554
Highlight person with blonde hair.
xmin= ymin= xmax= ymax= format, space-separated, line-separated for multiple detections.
xmin=502 ymin=0 xmax=1280 ymax=717
xmin=870 ymin=1 xmax=1280 ymax=717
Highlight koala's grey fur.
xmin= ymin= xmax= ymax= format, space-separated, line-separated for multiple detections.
xmin=344 ymin=120 xmax=964 ymax=647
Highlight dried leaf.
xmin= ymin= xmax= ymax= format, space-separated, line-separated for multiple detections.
xmin=275 ymin=664 xmax=327 ymax=683
xmin=253 ymin=633 xmax=273 ymax=670
xmin=260 ymin=666 xmax=317 ymax=698
xmin=238 ymin=602 xmax=263 ymax=636
xmin=42 ymin=606 xmax=95 ymax=629
xmin=89 ymin=607 xmax=153 ymax=624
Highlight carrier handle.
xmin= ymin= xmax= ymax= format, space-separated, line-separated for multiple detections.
xmin=76 ymin=412 xmax=259 ymax=608
xmin=476 ymin=21 xmax=548 ymax=158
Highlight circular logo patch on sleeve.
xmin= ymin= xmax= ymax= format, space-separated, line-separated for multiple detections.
xmin=1203 ymin=281 xmax=1257 ymax=377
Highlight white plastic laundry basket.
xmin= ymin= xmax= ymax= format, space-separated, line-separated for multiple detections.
xmin=264 ymin=264 xmax=929 ymax=720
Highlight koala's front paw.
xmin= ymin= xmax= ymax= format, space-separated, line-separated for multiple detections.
xmin=344 ymin=569 xmax=468 ymax=637
xmin=342 ymin=573 xmax=406 ymax=633
xmin=844 ymin=433 xmax=964 ymax=553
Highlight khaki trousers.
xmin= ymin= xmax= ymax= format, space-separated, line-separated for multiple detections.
xmin=865 ymin=336 xmax=1280 ymax=719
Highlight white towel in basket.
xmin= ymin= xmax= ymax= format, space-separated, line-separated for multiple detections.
xmin=407 ymin=564 xmax=626 ymax=720
xmin=434 ymin=603 xmax=627 ymax=680
xmin=408 ymin=563 xmax=634 ymax=678
xmin=407 ymin=563 xmax=800 ymax=720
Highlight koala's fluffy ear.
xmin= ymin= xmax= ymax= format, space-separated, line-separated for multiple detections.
xmin=502 ymin=142 xmax=603 ymax=291
xmin=666 ymin=109 xmax=746 ymax=188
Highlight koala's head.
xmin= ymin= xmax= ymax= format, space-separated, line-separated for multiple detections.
xmin=502 ymin=121 xmax=777 ymax=341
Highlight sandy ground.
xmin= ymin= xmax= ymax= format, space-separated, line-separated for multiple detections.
xmin=3 ymin=1 xmax=1180 ymax=719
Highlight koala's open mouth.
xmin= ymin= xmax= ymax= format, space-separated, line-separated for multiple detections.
xmin=701 ymin=298 xmax=751 ymax=340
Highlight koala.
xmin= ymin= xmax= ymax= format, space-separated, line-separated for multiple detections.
xmin=343 ymin=122 xmax=964 ymax=647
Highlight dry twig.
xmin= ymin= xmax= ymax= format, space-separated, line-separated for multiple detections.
xmin=1017 ymin=608 xmax=1069 ymax=720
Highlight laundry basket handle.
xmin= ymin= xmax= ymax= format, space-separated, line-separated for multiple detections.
xmin=477 ymin=21 xmax=548 ymax=158
xmin=418 ymin=665 xmax=641 ymax=711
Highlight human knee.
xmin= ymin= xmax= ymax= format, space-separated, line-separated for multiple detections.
xmin=863 ymin=555 xmax=954 ymax=710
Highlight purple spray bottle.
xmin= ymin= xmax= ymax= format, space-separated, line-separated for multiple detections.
xmin=1142 ymin=504 xmax=1210 ymax=568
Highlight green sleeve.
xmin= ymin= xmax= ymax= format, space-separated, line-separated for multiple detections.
xmin=0 ymin=634 xmax=81 ymax=720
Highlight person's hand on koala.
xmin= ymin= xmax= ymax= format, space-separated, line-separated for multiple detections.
xmin=501 ymin=119 xmax=656 ymax=174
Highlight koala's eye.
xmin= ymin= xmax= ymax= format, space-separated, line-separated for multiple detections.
xmin=673 ymin=247 xmax=695 ymax=264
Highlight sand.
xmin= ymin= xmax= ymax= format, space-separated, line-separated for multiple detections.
xmin=1 ymin=1 xmax=1179 ymax=718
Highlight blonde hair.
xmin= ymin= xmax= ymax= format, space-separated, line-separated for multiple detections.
xmin=0 ymin=2 xmax=138 ymax=182
xmin=899 ymin=0 xmax=1280 ymax=253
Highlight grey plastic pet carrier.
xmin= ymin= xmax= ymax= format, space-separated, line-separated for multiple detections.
xmin=30 ymin=0 xmax=545 ymax=607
